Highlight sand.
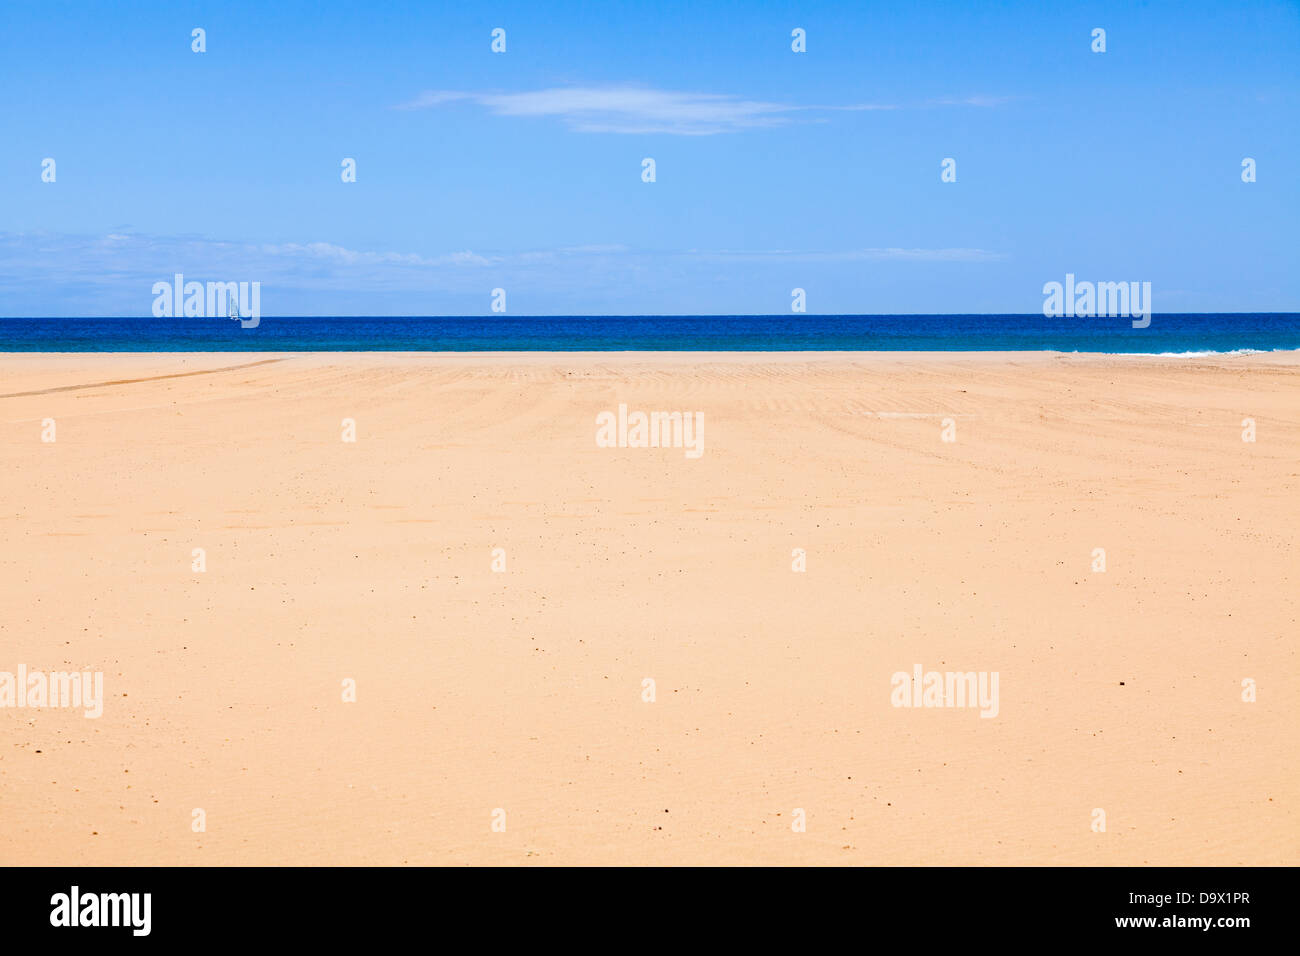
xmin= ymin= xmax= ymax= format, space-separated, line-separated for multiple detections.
xmin=0 ymin=350 xmax=1296 ymax=865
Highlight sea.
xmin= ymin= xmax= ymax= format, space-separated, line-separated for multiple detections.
xmin=0 ymin=314 xmax=1297 ymax=353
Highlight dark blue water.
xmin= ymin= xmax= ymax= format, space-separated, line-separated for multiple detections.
xmin=1 ymin=314 xmax=1297 ymax=352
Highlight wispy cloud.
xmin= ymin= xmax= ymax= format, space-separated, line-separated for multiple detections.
xmin=261 ymin=241 xmax=499 ymax=269
xmin=0 ymin=232 xmax=1005 ymax=314
xmin=926 ymin=95 xmax=1018 ymax=108
xmin=1 ymin=232 xmax=999 ymax=280
xmin=393 ymin=85 xmax=903 ymax=134
xmin=699 ymin=247 xmax=1006 ymax=263
xmin=393 ymin=85 xmax=1012 ymax=134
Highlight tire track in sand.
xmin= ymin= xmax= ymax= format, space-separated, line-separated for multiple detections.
xmin=0 ymin=358 xmax=287 ymax=399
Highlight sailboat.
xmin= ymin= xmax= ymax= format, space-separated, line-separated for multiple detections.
xmin=228 ymin=293 xmax=241 ymax=322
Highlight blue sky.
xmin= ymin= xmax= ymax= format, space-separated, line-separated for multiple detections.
xmin=1 ymin=0 xmax=1297 ymax=315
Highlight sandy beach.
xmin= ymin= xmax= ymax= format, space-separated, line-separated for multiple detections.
xmin=1 ymin=350 xmax=1296 ymax=866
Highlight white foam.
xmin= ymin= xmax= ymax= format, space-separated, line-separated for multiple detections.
xmin=1098 ymin=348 xmax=1298 ymax=358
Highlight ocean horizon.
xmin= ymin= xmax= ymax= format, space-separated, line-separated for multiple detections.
xmin=2 ymin=313 xmax=1298 ymax=353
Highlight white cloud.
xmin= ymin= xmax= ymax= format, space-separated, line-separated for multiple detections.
xmin=394 ymin=85 xmax=901 ymax=134
xmin=926 ymin=95 xmax=1017 ymax=108
xmin=0 ymin=232 xmax=1006 ymax=315
xmin=0 ymin=232 xmax=1003 ymax=281
xmin=259 ymin=241 xmax=501 ymax=268
xmin=701 ymin=247 xmax=1007 ymax=263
